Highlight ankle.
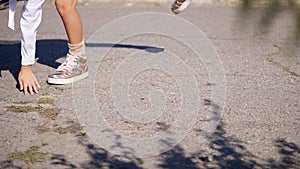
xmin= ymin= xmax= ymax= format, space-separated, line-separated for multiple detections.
xmin=68 ymin=39 xmax=85 ymax=56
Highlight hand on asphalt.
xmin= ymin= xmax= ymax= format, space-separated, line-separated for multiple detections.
xmin=18 ymin=65 xmax=41 ymax=95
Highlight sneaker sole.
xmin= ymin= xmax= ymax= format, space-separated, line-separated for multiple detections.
xmin=172 ymin=0 xmax=192 ymax=14
xmin=47 ymin=72 xmax=89 ymax=85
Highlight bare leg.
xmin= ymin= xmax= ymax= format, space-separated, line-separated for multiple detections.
xmin=55 ymin=0 xmax=83 ymax=44
xmin=48 ymin=0 xmax=88 ymax=84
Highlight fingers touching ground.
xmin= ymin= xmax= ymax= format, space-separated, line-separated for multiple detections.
xmin=18 ymin=65 xmax=41 ymax=95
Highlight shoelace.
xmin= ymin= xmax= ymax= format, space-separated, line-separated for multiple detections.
xmin=57 ymin=54 xmax=78 ymax=72
xmin=57 ymin=40 xmax=85 ymax=72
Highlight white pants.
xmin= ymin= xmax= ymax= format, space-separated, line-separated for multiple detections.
xmin=9 ymin=0 xmax=45 ymax=65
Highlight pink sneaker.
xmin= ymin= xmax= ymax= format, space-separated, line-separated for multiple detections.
xmin=47 ymin=53 xmax=88 ymax=84
xmin=171 ymin=0 xmax=192 ymax=14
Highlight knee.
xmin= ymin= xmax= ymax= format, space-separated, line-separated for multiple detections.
xmin=55 ymin=0 xmax=77 ymax=14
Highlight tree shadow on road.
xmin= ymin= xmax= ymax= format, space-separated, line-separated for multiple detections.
xmin=0 ymin=160 xmax=22 ymax=169
xmin=157 ymin=145 xmax=200 ymax=169
xmin=1 ymin=98 xmax=295 ymax=169
xmin=266 ymin=138 xmax=300 ymax=168
xmin=50 ymin=136 xmax=144 ymax=169
xmin=156 ymin=120 xmax=262 ymax=169
xmin=2 ymin=124 xmax=299 ymax=169
xmin=158 ymin=122 xmax=300 ymax=169
xmin=79 ymin=137 xmax=143 ymax=169
xmin=48 ymin=99 xmax=241 ymax=169
xmin=204 ymin=122 xmax=262 ymax=169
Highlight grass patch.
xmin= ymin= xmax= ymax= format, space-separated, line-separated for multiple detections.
xmin=9 ymin=146 xmax=49 ymax=165
xmin=35 ymin=123 xmax=84 ymax=136
xmin=266 ymin=56 xmax=273 ymax=62
xmin=75 ymin=131 xmax=87 ymax=137
xmin=53 ymin=125 xmax=82 ymax=134
xmin=6 ymin=105 xmax=42 ymax=113
xmin=6 ymin=105 xmax=61 ymax=120
xmin=272 ymin=44 xmax=284 ymax=55
xmin=37 ymin=95 xmax=54 ymax=105
xmin=12 ymin=101 xmax=34 ymax=105
xmin=35 ymin=125 xmax=52 ymax=134
xmin=38 ymin=108 xmax=61 ymax=120
xmin=267 ymin=44 xmax=300 ymax=77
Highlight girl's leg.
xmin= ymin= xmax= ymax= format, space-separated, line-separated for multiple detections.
xmin=55 ymin=0 xmax=83 ymax=45
xmin=48 ymin=0 xmax=88 ymax=84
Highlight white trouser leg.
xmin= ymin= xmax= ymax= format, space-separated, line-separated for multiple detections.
xmin=20 ymin=0 xmax=45 ymax=65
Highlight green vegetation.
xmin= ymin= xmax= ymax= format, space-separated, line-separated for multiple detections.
xmin=35 ymin=123 xmax=84 ymax=136
xmin=6 ymin=105 xmax=42 ymax=113
xmin=38 ymin=108 xmax=61 ymax=120
xmin=12 ymin=101 xmax=34 ymax=105
xmin=9 ymin=146 xmax=49 ymax=165
xmin=53 ymin=125 xmax=82 ymax=135
xmin=267 ymin=44 xmax=300 ymax=77
xmin=75 ymin=131 xmax=87 ymax=137
xmin=34 ymin=125 xmax=52 ymax=134
xmin=6 ymin=105 xmax=61 ymax=120
xmin=37 ymin=94 xmax=54 ymax=105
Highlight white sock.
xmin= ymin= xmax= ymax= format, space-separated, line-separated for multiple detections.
xmin=68 ymin=39 xmax=85 ymax=57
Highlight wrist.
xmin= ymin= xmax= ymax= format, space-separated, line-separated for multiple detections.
xmin=21 ymin=65 xmax=32 ymax=67
xmin=21 ymin=65 xmax=33 ymax=70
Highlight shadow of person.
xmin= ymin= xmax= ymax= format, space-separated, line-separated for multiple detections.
xmin=0 ymin=39 xmax=164 ymax=89
xmin=0 ymin=40 xmax=21 ymax=82
xmin=0 ymin=39 xmax=68 ymax=83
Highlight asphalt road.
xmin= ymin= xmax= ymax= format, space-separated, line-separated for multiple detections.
xmin=0 ymin=2 xmax=299 ymax=169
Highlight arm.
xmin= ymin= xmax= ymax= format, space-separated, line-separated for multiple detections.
xmin=19 ymin=0 xmax=44 ymax=95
